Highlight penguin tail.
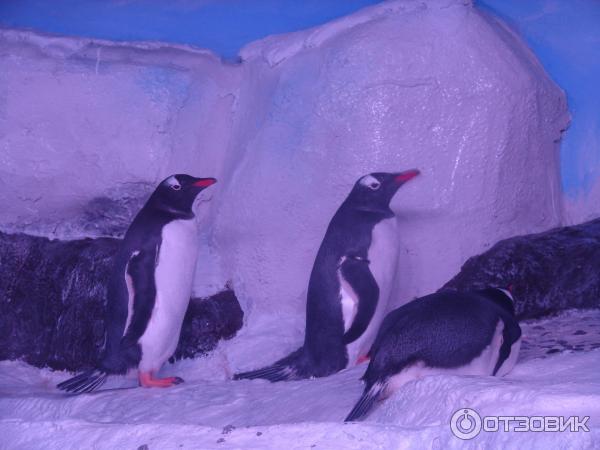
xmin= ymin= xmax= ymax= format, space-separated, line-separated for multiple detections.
xmin=344 ymin=381 xmax=385 ymax=422
xmin=233 ymin=361 xmax=297 ymax=382
xmin=56 ymin=369 xmax=108 ymax=394
xmin=234 ymin=348 xmax=310 ymax=382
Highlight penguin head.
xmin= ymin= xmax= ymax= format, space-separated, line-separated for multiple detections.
xmin=479 ymin=287 xmax=516 ymax=316
xmin=345 ymin=169 xmax=420 ymax=216
xmin=150 ymin=174 xmax=217 ymax=218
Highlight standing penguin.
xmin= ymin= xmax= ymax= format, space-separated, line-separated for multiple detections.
xmin=234 ymin=169 xmax=420 ymax=382
xmin=345 ymin=288 xmax=522 ymax=421
xmin=57 ymin=174 xmax=217 ymax=393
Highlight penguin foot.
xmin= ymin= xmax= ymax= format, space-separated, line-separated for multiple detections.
xmin=356 ymin=355 xmax=370 ymax=365
xmin=139 ymin=372 xmax=184 ymax=388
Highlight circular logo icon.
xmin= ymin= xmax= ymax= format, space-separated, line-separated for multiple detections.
xmin=450 ymin=408 xmax=482 ymax=440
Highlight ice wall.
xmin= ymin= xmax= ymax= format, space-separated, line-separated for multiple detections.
xmin=0 ymin=0 xmax=568 ymax=364
xmin=478 ymin=0 xmax=600 ymax=224
xmin=216 ymin=0 xmax=569 ymax=321
xmin=0 ymin=32 xmax=239 ymax=241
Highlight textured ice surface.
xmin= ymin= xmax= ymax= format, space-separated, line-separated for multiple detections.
xmin=479 ymin=0 xmax=600 ymax=223
xmin=519 ymin=309 xmax=600 ymax=359
xmin=2 ymin=310 xmax=599 ymax=449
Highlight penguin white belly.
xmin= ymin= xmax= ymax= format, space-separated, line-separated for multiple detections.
xmin=138 ymin=218 xmax=199 ymax=373
xmin=346 ymin=218 xmax=400 ymax=366
xmin=338 ymin=257 xmax=359 ymax=332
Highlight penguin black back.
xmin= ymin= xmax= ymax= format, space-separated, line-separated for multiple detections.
xmin=345 ymin=288 xmax=521 ymax=421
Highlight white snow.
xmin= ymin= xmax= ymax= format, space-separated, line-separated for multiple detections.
xmin=2 ymin=310 xmax=599 ymax=449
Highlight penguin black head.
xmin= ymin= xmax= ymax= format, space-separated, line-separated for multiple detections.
xmin=149 ymin=174 xmax=217 ymax=218
xmin=344 ymin=169 xmax=420 ymax=216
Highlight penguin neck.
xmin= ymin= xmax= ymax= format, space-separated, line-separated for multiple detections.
xmin=150 ymin=198 xmax=195 ymax=220
xmin=346 ymin=203 xmax=395 ymax=221
xmin=478 ymin=288 xmax=516 ymax=316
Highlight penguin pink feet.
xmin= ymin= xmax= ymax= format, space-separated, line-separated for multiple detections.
xmin=139 ymin=372 xmax=184 ymax=388
xmin=357 ymin=355 xmax=370 ymax=365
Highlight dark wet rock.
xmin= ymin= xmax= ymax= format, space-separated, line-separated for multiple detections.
xmin=171 ymin=290 xmax=243 ymax=362
xmin=442 ymin=218 xmax=600 ymax=318
xmin=0 ymin=230 xmax=243 ymax=371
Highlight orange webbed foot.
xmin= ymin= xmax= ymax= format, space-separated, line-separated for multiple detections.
xmin=356 ymin=355 xmax=370 ymax=365
xmin=139 ymin=372 xmax=184 ymax=388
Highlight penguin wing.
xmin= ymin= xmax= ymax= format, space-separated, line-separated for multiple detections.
xmin=121 ymin=245 xmax=159 ymax=345
xmin=101 ymin=261 xmax=131 ymax=372
xmin=341 ymin=257 xmax=380 ymax=345
xmin=492 ymin=315 xmax=522 ymax=375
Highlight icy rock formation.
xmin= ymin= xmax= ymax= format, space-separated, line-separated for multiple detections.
xmin=0 ymin=30 xmax=239 ymax=240
xmin=0 ymin=231 xmax=243 ymax=371
xmin=0 ymin=0 xmax=569 ymax=368
xmin=442 ymin=218 xmax=600 ymax=318
xmin=216 ymin=0 xmax=569 ymax=324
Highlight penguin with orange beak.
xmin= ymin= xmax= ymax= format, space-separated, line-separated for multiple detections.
xmin=235 ymin=170 xmax=420 ymax=382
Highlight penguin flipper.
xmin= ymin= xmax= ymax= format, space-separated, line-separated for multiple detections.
xmin=341 ymin=257 xmax=379 ymax=345
xmin=56 ymin=369 xmax=108 ymax=394
xmin=344 ymin=381 xmax=385 ymax=422
xmin=492 ymin=317 xmax=522 ymax=376
xmin=122 ymin=247 xmax=159 ymax=344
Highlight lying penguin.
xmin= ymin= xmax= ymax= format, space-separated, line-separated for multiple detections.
xmin=57 ymin=174 xmax=217 ymax=394
xmin=345 ymin=288 xmax=521 ymax=421
xmin=235 ymin=170 xmax=420 ymax=382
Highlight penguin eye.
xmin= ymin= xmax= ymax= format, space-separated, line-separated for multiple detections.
xmin=171 ymin=184 xmax=182 ymax=191
xmin=368 ymin=181 xmax=381 ymax=190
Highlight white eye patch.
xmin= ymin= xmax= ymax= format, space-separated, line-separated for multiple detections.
xmin=359 ymin=175 xmax=381 ymax=190
xmin=165 ymin=176 xmax=181 ymax=190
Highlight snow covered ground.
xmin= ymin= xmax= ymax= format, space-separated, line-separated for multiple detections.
xmin=2 ymin=309 xmax=599 ymax=449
